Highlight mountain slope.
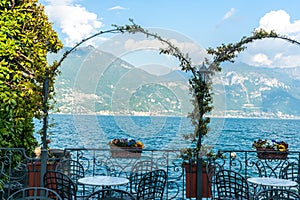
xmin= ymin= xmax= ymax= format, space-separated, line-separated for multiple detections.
xmin=50 ymin=46 xmax=300 ymax=118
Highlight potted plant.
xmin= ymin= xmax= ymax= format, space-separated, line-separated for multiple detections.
xmin=252 ymin=139 xmax=289 ymax=159
xmin=181 ymin=144 xmax=224 ymax=198
xmin=178 ymin=60 xmax=220 ymax=198
xmin=27 ymin=145 xmax=56 ymax=188
xmin=107 ymin=138 xmax=145 ymax=158
xmin=27 ymin=142 xmax=71 ymax=188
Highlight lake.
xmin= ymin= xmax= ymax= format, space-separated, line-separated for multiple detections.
xmin=34 ymin=114 xmax=300 ymax=151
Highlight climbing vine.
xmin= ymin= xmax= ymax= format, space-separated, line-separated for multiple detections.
xmin=0 ymin=0 xmax=62 ymax=154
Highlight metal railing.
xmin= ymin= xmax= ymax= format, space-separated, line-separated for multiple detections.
xmin=0 ymin=147 xmax=299 ymax=199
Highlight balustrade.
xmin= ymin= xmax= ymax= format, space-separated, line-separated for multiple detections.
xmin=0 ymin=148 xmax=299 ymax=199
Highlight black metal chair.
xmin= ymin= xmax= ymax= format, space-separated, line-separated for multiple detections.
xmin=129 ymin=160 xmax=158 ymax=195
xmin=2 ymin=162 xmax=28 ymax=198
xmin=254 ymin=188 xmax=300 ymax=200
xmin=44 ymin=170 xmax=78 ymax=200
xmin=280 ymin=162 xmax=300 ymax=193
xmin=215 ymin=169 xmax=250 ymax=199
xmin=205 ymin=160 xmax=223 ymax=199
xmin=56 ymin=159 xmax=85 ymax=196
xmin=56 ymin=159 xmax=85 ymax=183
xmin=136 ymin=169 xmax=167 ymax=200
xmin=7 ymin=186 xmax=62 ymax=200
xmin=86 ymin=188 xmax=136 ymax=200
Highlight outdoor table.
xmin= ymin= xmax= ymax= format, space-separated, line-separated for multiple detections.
xmin=78 ymin=175 xmax=129 ymax=187
xmin=247 ymin=177 xmax=298 ymax=195
xmin=247 ymin=177 xmax=298 ymax=188
xmin=78 ymin=175 xmax=130 ymax=196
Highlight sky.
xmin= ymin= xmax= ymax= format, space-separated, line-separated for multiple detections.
xmin=39 ymin=0 xmax=300 ymax=70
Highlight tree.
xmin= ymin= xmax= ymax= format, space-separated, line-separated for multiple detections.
xmin=0 ymin=0 xmax=63 ymax=154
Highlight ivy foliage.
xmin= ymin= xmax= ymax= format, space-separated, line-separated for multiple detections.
xmin=0 ymin=0 xmax=63 ymax=154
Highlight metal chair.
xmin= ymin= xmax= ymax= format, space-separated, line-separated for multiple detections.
xmin=2 ymin=162 xmax=28 ymax=197
xmin=129 ymin=160 xmax=158 ymax=195
xmin=56 ymin=159 xmax=85 ymax=183
xmin=205 ymin=160 xmax=223 ymax=198
xmin=7 ymin=186 xmax=62 ymax=200
xmin=86 ymin=188 xmax=136 ymax=200
xmin=44 ymin=170 xmax=78 ymax=200
xmin=215 ymin=169 xmax=250 ymax=199
xmin=254 ymin=188 xmax=300 ymax=200
xmin=280 ymin=162 xmax=300 ymax=193
xmin=136 ymin=169 xmax=167 ymax=200
xmin=56 ymin=159 xmax=85 ymax=196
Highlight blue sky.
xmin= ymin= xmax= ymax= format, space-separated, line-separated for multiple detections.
xmin=40 ymin=0 xmax=300 ymax=70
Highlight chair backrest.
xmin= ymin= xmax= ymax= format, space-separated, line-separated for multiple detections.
xmin=129 ymin=160 xmax=158 ymax=194
xmin=280 ymin=162 xmax=300 ymax=183
xmin=86 ymin=189 xmax=136 ymax=200
xmin=44 ymin=170 xmax=77 ymax=200
xmin=136 ymin=169 xmax=167 ymax=200
xmin=215 ymin=169 xmax=250 ymax=199
xmin=7 ymin=187 xmax=62 ymax=200
xmin=56 ymin=159 xmax=85 ymax=183
xmin=254 ymin=188 xmax=300 ymax=200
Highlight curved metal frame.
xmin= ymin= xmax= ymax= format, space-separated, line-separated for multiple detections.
xmin=7 ymin=186 xmax=62 ymax=200
xmin=86 ymin=188 xmax=136 ymax=200
xmin=136 ymin=169 xmax=167 ymax=200
xmin=44 ymin=170 xmax=77 ymax=200
xmin=254 ymin=188 xmax=300 ymax=200
xmin=215 ymin=169 xmax=250 ymax=199
xmin=129 ymin=160 xmax=158 ymax=195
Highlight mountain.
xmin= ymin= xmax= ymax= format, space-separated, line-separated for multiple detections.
xmin=215 ymin=63 xmax=300 ymax=118
xmin=50 ymin=46 xmax=300 ymax=118
xmin=51 ymin=46 xmax=191 ymax=116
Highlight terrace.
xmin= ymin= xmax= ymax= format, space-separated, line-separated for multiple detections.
xmin=0 ymin=147 xmax=299 ymax=199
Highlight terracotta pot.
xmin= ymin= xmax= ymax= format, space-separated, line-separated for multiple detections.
xmin=184 ymin=163 xmax=213 ymax=198
xmin=27 ymin=162 xmax=56 ymax=195
xmin=109 ymin=145 xmax=142 ymax=158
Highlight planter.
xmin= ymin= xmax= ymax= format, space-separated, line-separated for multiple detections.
xmin=256 ymin=148 xmax=288 ymax=159
xmin=184 ymin=163 xmax=212 ymax=198
xmin=27 ymin=162 xmax=56 ymax=187
xmin=110 ymin=145 xmax=142 ymax=158
xmin=27 ymin=162 xmax=56 ymax=196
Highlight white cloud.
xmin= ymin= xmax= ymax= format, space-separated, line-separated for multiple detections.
xmin=240 ymin=10 xmax=300 ymax=68
xmin=251 ymin=53 xmax=272 ymax=66
xmin=43 ymin=0 xmax=103 ymax=46
xmin=258 ymin=10 xmax=300 ymax=35
xmin=108 ymin=6 xmax=126 ymax=11
xmin=223 ymin=8 xmax=235 ymax=20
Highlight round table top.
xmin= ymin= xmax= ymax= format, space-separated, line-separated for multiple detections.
xmin=247 ymin=177 xmax=298 ymax=187
xmin=78 ymin=176 xmax=129 ymax=186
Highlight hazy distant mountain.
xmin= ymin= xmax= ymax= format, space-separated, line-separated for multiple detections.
xmin=50 ymin=46 xmax=300 ymax=118
xmin=216 ymin=63 xmax=300 ymax=118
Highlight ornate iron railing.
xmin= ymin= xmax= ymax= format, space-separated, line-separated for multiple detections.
xmin=0 ymin=147 xmax=299 ymax=199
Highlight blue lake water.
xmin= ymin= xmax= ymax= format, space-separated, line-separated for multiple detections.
xmin=34 ymin=114 xmax=300 ymax=151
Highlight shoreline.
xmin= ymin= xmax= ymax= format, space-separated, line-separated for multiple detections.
xmin=49 ymin=112 xmax=300 ymax=120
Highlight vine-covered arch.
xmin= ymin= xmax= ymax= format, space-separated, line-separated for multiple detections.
xmin=51 ymin=20 xmax=300 ymax=149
